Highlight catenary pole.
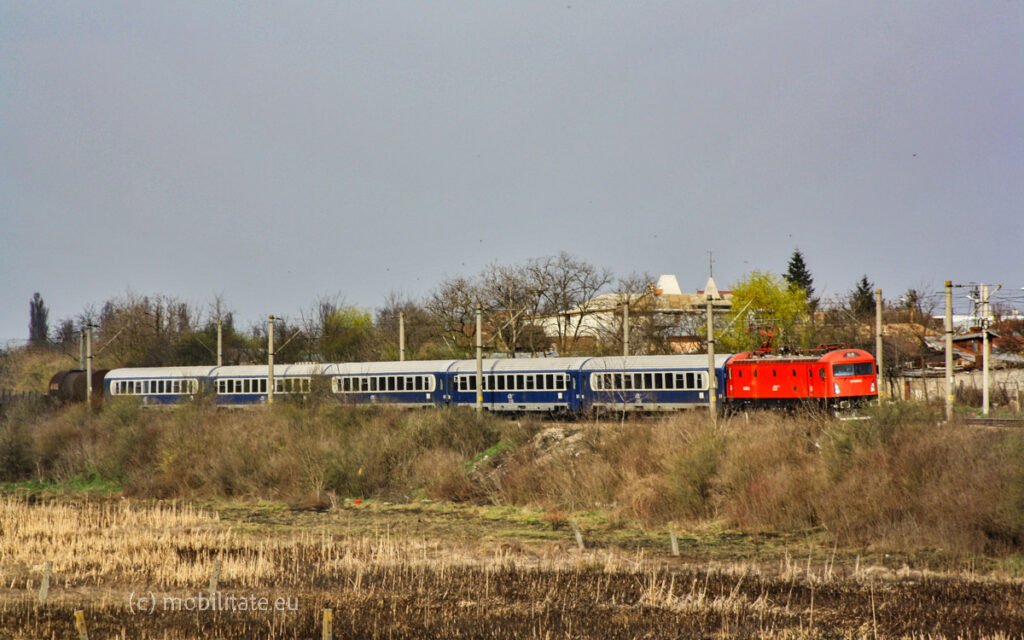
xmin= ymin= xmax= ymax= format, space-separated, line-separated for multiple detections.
xmin=706 ymin=294 xmax=717 ymax=423
xmin=267 ymin=315 xmax=275 ymax=405
xmin=85 ymin=324 xmax=93 ymax=407
xmin=945 ymin=280 xmax=954 ymax=421
xmin=982 ymin=284 xmax=990 ymax=416
xmin=399 ymin=311 xmax=406 ymax=362
xmin=216 ymin=319 xmax=223 ymax=367
xmin=475 ymin=304 xmax=483 ymax=415
xmin=622 ymin=303 xmax=630 ymax=357
xmin=875 ymin=289 xmax=884 ymax=400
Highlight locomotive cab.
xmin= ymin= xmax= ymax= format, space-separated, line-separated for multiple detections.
xmin=818 ymin=349 xmax=878 ymax=408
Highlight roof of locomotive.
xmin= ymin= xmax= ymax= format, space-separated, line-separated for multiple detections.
xmin=728 ymin=348 xmax=875 ymax=364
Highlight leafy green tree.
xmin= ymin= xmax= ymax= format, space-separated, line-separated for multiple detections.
xmin=718 ymin=271 xmax=809 ymax=352
xmin=318 ymin=304 xmax=374 ymax=362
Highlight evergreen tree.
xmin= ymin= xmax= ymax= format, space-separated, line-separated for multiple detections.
xmin=784 ymin=249 xmax=816 ymax=307
xmin=28 ymin=292 xmax=49 ymax=345
xmin=849 ymin=275 xmax=875 ymax=318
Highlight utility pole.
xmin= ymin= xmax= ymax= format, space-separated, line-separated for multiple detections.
xmin=267 ymin=315 xmax=275 ymax=405
xmin=706 ymin=294 xmax=717 ymax=423
xmin=945 ymin=280 xmax=954 ymax=422
xmin=875 ymin=289 xmax=884 ymax=400
xmin=981 ymin=284 xmax=992 ymax=416
xmin=622 ymin=303 xmax=630 ymax=357
xmin=216 ymin=319 xmax=223 ymax=367
xmin=475 ymin=304 xmax=483 ymax=415
xmin=399 ymin=311 xmax=406 ymax=362
xmin=85 ymin=323 xmax=93 ymax=406
xmin=79 ymin=329 xmax=86 ymax=370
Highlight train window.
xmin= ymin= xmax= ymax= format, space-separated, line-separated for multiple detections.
xmin=792 ymin=369 xmax=797 ymax=377
xmin=396 ymin=377 xmax=405 ymax=391
xmin=665 ymin=374 xmax=674 ymax=389
xmin=416 ymin=376 xmax=425 ymax=391
xmin=738 ymin=369 xmax=743 ymax=378
xmin=360 ymin=378 xmax=369 ymax=392
xmin=819 ymin=368 xmax=825 ymax=381
xmin=544 ymin=374 xmax=553 ymax=390
xmin=698 ymin=373 xmax=707 ymax=389
xmin=833 ymin=363 xmax=874 ymax=377
xmin=525 ymin=375 xmax=534 ymax=390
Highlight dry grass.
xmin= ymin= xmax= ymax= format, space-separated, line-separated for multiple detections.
xmin=4 ymin=399 xmax=1024 ymax=557
xmin=0 ymin=497 xmax=1022 ymax=638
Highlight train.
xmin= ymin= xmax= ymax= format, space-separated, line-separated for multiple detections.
xmin=48 ymin=347 xmax=878 ymax=414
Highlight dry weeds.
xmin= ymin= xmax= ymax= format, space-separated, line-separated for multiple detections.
xmin=0 ymin=497 xmax=1022 ymax=638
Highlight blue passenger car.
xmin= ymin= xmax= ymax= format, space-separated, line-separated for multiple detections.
xmin=578 ymin=355 xmax=728 ymax=412
xmin=211 ymin=364 xmax=326 ymax=406
xmin=448 ymin=357 xmax=588 ymax=413
xmin=326 ymin=360 xmax=455 ymax=407
xmin=104 ymin=366 xmax=217 ymax=405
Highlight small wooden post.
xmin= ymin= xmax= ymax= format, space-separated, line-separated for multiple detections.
xmin=322 ymin=609 xmax=334 ymax=640
xmin=38 ymin=560 xmax=52 ymax=605
xmin=669 ymin=531 xmax=680 ymax=557
xmin=570 ymin=521 xmax=585 ymax=550
xmin=209 ymin=559 xmax=222 ymax=601
xmin=74 ymin=610 xmax=89 ymax=640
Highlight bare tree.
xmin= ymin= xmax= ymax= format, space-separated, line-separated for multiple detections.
xmin=592 ymin=272 xmax=663 ymax=355
xmin=529 ymin=252 xmax=613 ymax=355
xmin=425 ymin=276 xmax=484 ymax=356
xmin=374 ymin=293 xmax=440 ymax=360
xmin=480 ymin=263 xmax=544 ymax=356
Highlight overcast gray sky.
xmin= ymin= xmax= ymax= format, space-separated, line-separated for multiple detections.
xmin=2 ymin=1 xmax=1022 ymax=343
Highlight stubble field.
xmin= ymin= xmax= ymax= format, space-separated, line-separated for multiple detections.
xmin=1 ymin=496 xmax=1022 ymax=639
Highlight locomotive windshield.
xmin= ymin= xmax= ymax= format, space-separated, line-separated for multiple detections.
xmin=832 ymin=363 xmax=875 ymax=377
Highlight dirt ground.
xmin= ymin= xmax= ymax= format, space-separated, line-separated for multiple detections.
xmin=1 ymin=496 xmax=1022 ymax=639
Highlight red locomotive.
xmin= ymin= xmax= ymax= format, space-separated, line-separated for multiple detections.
xmin=724 ymin=347 xmax=877 ymax=411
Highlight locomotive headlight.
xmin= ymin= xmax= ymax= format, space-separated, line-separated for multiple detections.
xmin=833 ymin=383 xmax=840 ymax=395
